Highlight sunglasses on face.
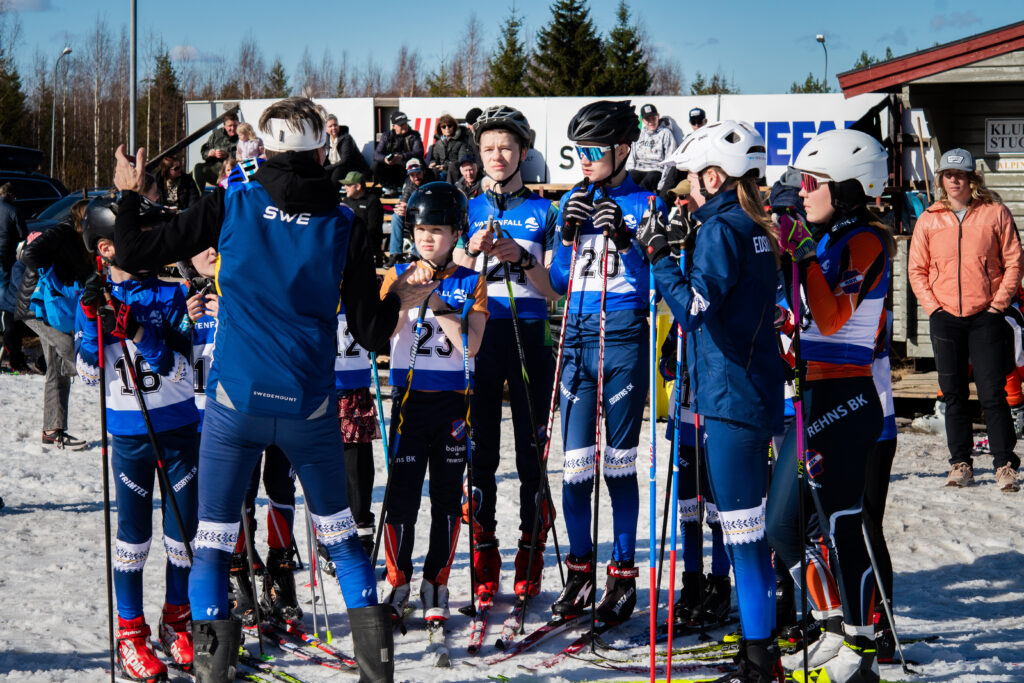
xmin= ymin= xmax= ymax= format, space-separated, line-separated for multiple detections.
xmin=689 ymin=117 xmax=703 ymax=126
xmin=575 ymin=145 xmax=613 ymax=162
xmin=801 ymin=173 xmax=824 ymax=192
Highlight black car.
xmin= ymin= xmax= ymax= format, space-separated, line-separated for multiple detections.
xmin=26 ymin=188 xmax=110 ymax=234
xmin=0 ymin=145 xmax=69 ymax=220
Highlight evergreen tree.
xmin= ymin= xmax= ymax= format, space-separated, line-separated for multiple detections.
xmin=689 ymin=70 xmax=739 ymax=95
xmin=789 ymin=72 xmax=831 ymax=93
xmin=266 ymin=59 xmax=289 ymax=98
xmin=425 ymin=58 xmax=454 ymax=97
xmin=486 ymin=6 xmax=529 ymax=96
xmin=852 ymin=46 xmax=895 ymax=70
xmin=600 ymin=1 xmax=650 ymax=95
xmin=527 ymin=0 xmax=604 ymax=96
xmin=0 ymin=48 xmax=28 ymax=146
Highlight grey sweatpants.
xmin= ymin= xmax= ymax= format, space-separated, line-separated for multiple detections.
xmin=25 ymin=319 xmax=76 ymax=432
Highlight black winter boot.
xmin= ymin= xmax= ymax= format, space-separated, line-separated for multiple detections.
xmin=349 ymin=604 xmax=395 ymax=683
xmin=228 ymin=551 xmax=266 ymax=626
xmin=192 ymin=619 xmax=241 ymax=683
xmin=551 ymin=553 xmax=595 ymax=619
xmin=264 ymin=547 xmax=302 ymax=622
xmin=673 ymin=571 xmax=702 ymax=625
xmin=595 ymin=559 xmax=638 ymax=623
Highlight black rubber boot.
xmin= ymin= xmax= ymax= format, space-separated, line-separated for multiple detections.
xmin=264 ymin=547 xmax=302 ymax=622
xmin=349 ymin=604 xmax=395 ymax=683
xmin=192 ymin=619 xmax=241 ymax=683
xmin=551 ymin=553 xmax=595 ymax=619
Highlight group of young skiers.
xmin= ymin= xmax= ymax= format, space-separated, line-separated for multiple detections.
xmin=75 ymin=93 xmax=902 ymax=683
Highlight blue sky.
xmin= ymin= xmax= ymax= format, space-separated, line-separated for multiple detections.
xmin=9 ymin=0 xmax=1023 ymax=94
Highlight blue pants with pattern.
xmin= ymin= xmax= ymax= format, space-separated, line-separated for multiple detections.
xmin=188 ymin=399 xmax=375 ymax=620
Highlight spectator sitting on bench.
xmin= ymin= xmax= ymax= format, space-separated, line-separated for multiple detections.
xmin=373 ymin=112 xmax=424 ymax=197
xmin=192 ymin=112 xmax=239 ymax=188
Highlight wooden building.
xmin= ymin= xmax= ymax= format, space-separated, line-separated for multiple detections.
xmin=839 ymin=20 xmax=1024 ymax=361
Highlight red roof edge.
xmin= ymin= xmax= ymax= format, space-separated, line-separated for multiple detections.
xmin=837 ymin=20 xmax=1024 ymax=97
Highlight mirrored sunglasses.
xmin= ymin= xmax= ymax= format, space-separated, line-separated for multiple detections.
xmin=575 ymin=145 xmax=613 ymax=162
xmin=801 ymin=173 xmax=823 ymax=192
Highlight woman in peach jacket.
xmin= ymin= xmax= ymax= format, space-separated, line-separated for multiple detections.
xmin=908 ymin=147 xmax=1023 ymax=491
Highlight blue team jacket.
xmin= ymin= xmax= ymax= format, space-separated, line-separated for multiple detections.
xmin=652 ymin=189 xmax=784 ymax=433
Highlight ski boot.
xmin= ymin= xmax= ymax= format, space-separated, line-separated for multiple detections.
xmin=157 ymin=602 xmax=194 ymax=672
xmin=673 ymin=571 xmax=702 ymax=625
xmin=775 ymin=576 xmax=797 ymax=636
xmin=1012 ymin=403 xmax=1024 ymax=440
xmin=264 ymin=547 xmax=303 ymax=622
xmin=712 ymin=638 xmax=784 ymax=683
xmin=383 ymin=582 xmax=411 ymax=626
xmin=782 ymin=609 xmax=844 ymax=670
xmin=421 ymin=579 xmax=451 ymax=622
xmin=348 ymin=604 xmax=394 ymax=683
xmin=551 ymin=553 xmax=595 ymax=619
xmin=472 ymin=531 xmax=501 ymax=602
xmin=694 ymin=573 xmax=732 ymax=624
xmin=513 ymin=532 xmax=546 ymax=599
xmin=192 ymin=619 xmax=241 ymax=683
xmin=873 ymin=604 xmax=894 ymax=662
xmin=116 ymin=615 xmax=169 ymax=682
xmin=316 ymin=539 xmax=337 ymax=576
xmin=792 ymin=627 xmax=878 ymax=683
xmin=596 ymin=559 xmax=638 ymax=623
xmin=228 ymin=550 xmax=266 ymax=626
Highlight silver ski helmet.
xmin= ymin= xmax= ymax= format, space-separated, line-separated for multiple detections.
xmin=473 ymin=105 xmax=532 ymax=149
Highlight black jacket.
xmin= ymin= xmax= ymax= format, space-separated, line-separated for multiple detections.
xmin=341 ymin=193 xmax=384 ymax=266
xmin=430 ymin=126 xmax=473 ymax=169
xmin=155 ymin=170 xmax=203 ymax=211
xmin=0 ymin=196 xmax=25 ymax=272
xmin=21 ymin=216 xmax=93 ymax=286
xmin=456 ymin=177 xmax=482 ymax=200
xmin=374 ymin=128 xmax=424 ymax=164
xmin=113 ymin=152 xmax=400 ymax=353
xmin=325 ymin=127 xmax=370 ymax=176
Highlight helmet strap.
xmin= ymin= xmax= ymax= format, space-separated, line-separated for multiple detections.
xmin=591 ymin=144 xmax=629 ymax=190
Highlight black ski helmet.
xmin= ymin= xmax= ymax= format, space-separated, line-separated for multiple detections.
xmin=567 ymin=100 xmax=641 ymax=145
xmin=407 ymin=182 xmax=468 ymax=235
xmin=473 ymin=105 xmax=532 ymax=148
xmin=82 ymin=193 xmax=170 ymax=253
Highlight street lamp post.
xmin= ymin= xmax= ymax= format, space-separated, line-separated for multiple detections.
xmin=816 ymin=34 xmax=829 ymax=90
xmin=49 ymin=46 xmax=72 ymax=178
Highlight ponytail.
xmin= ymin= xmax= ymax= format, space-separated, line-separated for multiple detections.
xmin=736 ymin=176 xmax=780 ymax=261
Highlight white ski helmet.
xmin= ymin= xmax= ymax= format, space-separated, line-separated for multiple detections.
xmin=260 ymin=116 xmax=327 ymax=152
xmin=792 ymin=128 xmax=888 ymax=197
xmin=664 ymin=120 xmax=766 ymax=179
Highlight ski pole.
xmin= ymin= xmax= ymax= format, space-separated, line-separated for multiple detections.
xmin=239 ymin=500 xmax=266 ymax=660
xmin=369 ymin=351 xmax=390 ymax=473
xmin=305 ymin=500 xmax=320 ymax=639
xmin=290 ymin=535 xmax=304 ymax=571
xmin=656 ymin=326 xmax=683 ymax=605
xmin=490 ymin=216 xmax=566 ymax=602
xmin=862 ymin=522 xmax=914 ymax=675
xmin=370 ymin=294 xmax=433 ymax=569
xmin=114 ymin=338 xmax=193 ymax=563
xmin=654 ymin=430 xmax=673 ymax=607
xmin=460 ymin=298 xmax=478 ymax=618
xmin=646 ymin=197 xmax=658 ymax=683
xmin=590 ymin=209 xmax=611 ymax=653
xmin=666 ymin=325 xmax=683 ymax=678
xmin=306 ymin=503 xmax=333 ymax=643
xmin=94 ymin=257 xmax=116 ymax=683
xmin=791 ymin=256 xmax=811 ymax=679
xmin=533 ymin=201 xmax=585 ymax=632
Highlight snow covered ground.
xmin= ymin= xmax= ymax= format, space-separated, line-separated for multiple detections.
xmin=1 ymin=371 xmax=1022 ymax=682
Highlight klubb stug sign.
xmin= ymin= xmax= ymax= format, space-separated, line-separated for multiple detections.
xmin=986 ymin=119 xmax=1024 ymax=155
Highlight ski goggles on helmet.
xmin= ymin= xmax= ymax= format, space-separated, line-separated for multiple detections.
xmin=801 ymin=173 xmax=827 ymax=192
xmin=575 ymin=144 xmax=613 ymax=162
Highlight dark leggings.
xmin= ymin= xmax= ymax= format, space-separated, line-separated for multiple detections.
xmin=862 ymin=437 xmax=896 ymax=618
xmin=766 ymin=376 xmax=882 ymax=627
xmin=344 ymin=441 xmax=375 ymax=530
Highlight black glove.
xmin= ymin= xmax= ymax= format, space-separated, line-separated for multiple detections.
xmin=636 ymin=208 xmax=672 ymax=264
xmin=561 ymin=187 xmax=593 ymax=245
xmin=80 ymin=273 xmax=108 ymax=320
xmin=99 ymin=297 xmax=141 ymax=341
xmin=593 ymin=196 xmax=630 ymax=251
xmin=671 ymin=212 xmax=697 ymax=253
